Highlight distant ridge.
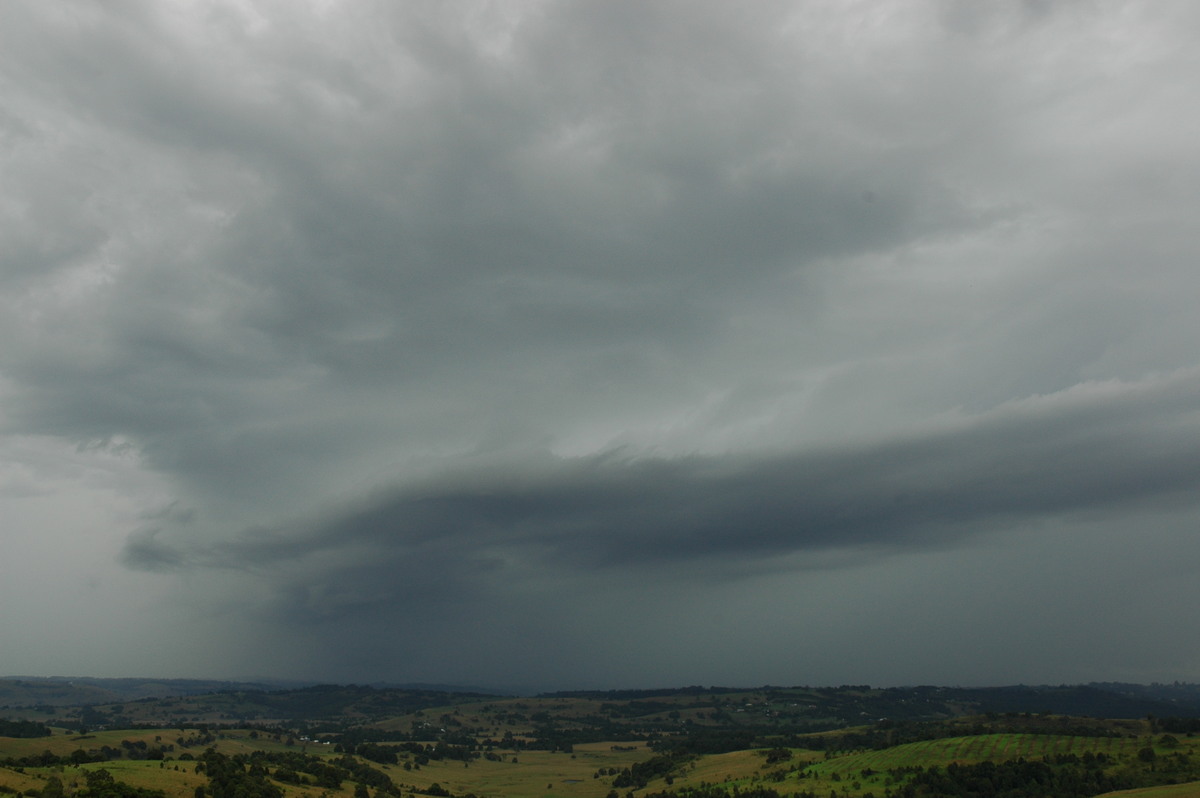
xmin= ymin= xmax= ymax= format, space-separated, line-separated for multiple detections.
xmin=540 ymin=685 xmax=741 ymax=700
xmin=4 ymin=677 xmax=1200 ymax=722
xmin=538 ymin=682 xmax=1200 ymax=720
xmin=0 ymin=676 xmax=291 ymax=706
xmin=367 ymin=682 xmax=513 ymax=696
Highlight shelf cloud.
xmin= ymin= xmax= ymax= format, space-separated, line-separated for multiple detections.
xmin=3 ymin=0 xmax=1200 ymax=689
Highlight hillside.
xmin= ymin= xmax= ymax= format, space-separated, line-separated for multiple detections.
xmin=5 ymin=681 xmax=1200 ymax=797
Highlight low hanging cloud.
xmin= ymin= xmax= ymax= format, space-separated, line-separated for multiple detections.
xmin=123 ymin=368 xmax=1200 ymax=612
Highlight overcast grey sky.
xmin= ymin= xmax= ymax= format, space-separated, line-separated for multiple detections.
xmin=2 ymin=0 xmax=1200 ymax=691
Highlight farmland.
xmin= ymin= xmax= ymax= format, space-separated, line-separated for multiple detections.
xmin=4 ymin=681 xmax=1200 ymax=798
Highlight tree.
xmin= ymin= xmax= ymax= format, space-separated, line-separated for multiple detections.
xmin=41 ymin=776 xmax=65 ymax=798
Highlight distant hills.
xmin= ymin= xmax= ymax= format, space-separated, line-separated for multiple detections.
xmin=0 ymin=676 xmax=289 ymax=707
xmin=3 ymin=676 xmax=1200 ymax=725
xmin=0 ymin=676 xmax=506 ymax=713
xmin=540 ymin=682 xmax=1200 ymax=724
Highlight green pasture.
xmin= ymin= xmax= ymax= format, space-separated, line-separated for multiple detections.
xmin=0 ymin=761 xmax=197 ymax=798
xmin=0 ymin=729 xmax=359 ymax=798
xmin=5 ymin=728 xmax=1200 ymax=798
xmin=0 ymin=729 xmax=171 ymax=759
xmin=0 ymin=758 xmax=337 ymax=798
xmin=1097 ymin=782 xmax=1200 ymax=797
xmin=637 ymin=733 xmax=1200 ymax=798
xmin=0 ymin=764 xmax=45 ymax=795
xmin=758 ymin=733 xmax=1200 ymax=798
xmin=72 ymin=759 xmax=206 ymax=797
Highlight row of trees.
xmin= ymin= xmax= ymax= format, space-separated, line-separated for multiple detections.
xmin=196 ymin=750 xmax=281 ymax=798
xmin=3 ymin=741 xmax=173 ymax=769
xmin=887 ymin=758 xmax=1139 ymax=798
xmin=37 ymin=770 xmax=164 ymax=798
xmin=0 ymin=721 xmax=52 ymax=738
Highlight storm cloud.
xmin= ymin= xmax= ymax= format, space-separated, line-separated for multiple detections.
xmin=3 ymin=1 xmax=1200 ymax=688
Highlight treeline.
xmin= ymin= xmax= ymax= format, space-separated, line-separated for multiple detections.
xmin=207 ymin=685 xmax=493 ymax=722
xmin=1159 ymin=717 xmax=1200 ymax=734
xmin=25 ymin=770 xmax=167 ymax=798
xmin=197 ymin=750 xmax=282 ymax=798
xmin=2 ymin=740 xmax=174 ymax=768
xmin=596 ymin=702 xmax=687 ymax=718
xmin=655 ymin=714 xmax=1150 ymax=759
xmin=0 ymin=720 xmax=51 ymax=738
xmin=887 ymin=757 xmax=1135 ymax=798
xmin=808 ymin=717 xmax=1129 ymax=753
xmin=528 ymin=725 xmax=641 ymax=753
xmin=640 ymin=786 xmax=784 ymax=798
xmin=196 ymin=747 xmax=401 ymax=795
xmin=75 ymin=770 xmax=165 ymax=798
xmin=540 ymin=687 xmax=734 ymax=700
xmin=337 ymin=741 xmax=473 ymax=766
xmin=342 ymin=735 xmax=583 ymax=765
xmin=654 ymin=729 xmax=760 ymax=755
xmin=340 ymin=718 xmax=643 ymax=755
xmin=880 ymin=748 xmax=1200 ymax=798
xmin=610 ymin=753 xmax=692 ymax=789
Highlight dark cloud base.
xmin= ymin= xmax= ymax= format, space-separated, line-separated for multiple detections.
xmin=125 ymin=369 xmax=1200 ymax=626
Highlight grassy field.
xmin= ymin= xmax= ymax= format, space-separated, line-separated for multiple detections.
xmin=388 ymin=748 xmax=644 ymax=798
xmin=0 ymin=729 xmax=305 ymax=760
xmin=670 ymin=748 xmax=820 ymax=789
xmin=1096 ymin=783 xmax=1200 ymax=798
xmin=0 ymin=730 xmax=341 ymax=798
xmin=5 ymin=727 xmax=1200 ymax=798
xmin=713 ymin=733 xmax=1200 ymax=798
xmin=646 ymin=732 xmax=1200 ymax=798
xmin=810 ymin=732 xmax=1158 ymax=776
xmin=0 ymin=736 xmax=659 ymax=798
